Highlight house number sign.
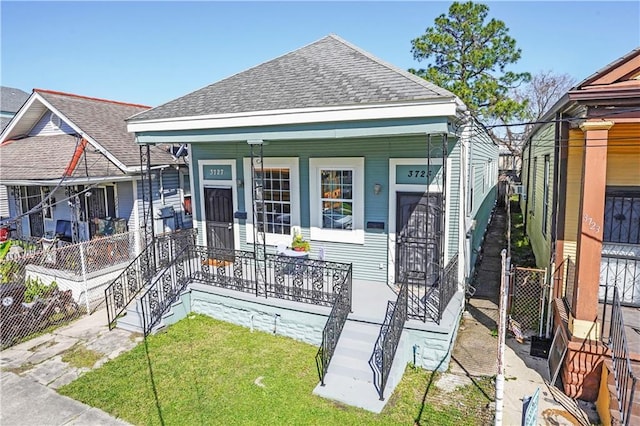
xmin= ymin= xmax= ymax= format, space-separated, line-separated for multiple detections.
xmin=396 ymin=165 xmax=441 ymax=185
xmin=583 ymin=213 xmax=601 ymax=234
xmin=203 ymin=165 xmax=232 ymax=181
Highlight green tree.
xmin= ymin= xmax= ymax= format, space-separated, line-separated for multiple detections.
xmin=410 ymin=1 xmax=531 ymax=121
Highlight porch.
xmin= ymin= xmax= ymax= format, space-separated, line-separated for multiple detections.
xmin=105 ymin=237 xmax=463 ymax=412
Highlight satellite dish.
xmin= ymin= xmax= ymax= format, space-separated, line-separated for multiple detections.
xmin=171 ymin=144 xmax=188 ymax=161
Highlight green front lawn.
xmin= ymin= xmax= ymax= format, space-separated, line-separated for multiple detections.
xmin=59 ymin=315 xmax=494 ymax=425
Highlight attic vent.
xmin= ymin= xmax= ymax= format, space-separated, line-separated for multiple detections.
xmin=50 ymin=113 xmax=62 ymax=129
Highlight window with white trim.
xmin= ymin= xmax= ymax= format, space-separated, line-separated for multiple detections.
xmin=321 ymin=170 xmax=353 ymax=230
xmin=309 ymin=158 xmax=364 ymax=244
xmin=257 ymin=167 xmax=291 ymax=235
xmin=243 ymin=158 xmax=300 ymax=246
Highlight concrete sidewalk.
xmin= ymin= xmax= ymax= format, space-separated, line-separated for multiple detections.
xmin=1 ymin=371 xmax=130 ymax=426
xmin=447 ymin=206 xmax=599 ymax=426
xmin=0 ymin=308 xmax=139 ymax=425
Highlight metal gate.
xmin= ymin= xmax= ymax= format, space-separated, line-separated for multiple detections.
xmin=509 ymin=266 xmax=548 ymax=336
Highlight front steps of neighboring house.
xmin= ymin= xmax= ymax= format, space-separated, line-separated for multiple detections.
xmin=601 ymin=358 xmax=640 ymax=426
xmin=312 ymin=320 xmax=408 ymax=413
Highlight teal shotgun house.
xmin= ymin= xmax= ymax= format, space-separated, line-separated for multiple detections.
xmin=124 ymin=35 xmax=497 ymax=410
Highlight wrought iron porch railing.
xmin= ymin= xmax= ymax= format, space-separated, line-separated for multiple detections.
xmin=189 ymin=247 xmax=353 ymax=307
xmin=315 ymin=265 xmax=353 ymax=386
xmin=190 ymin=247 xmax=258 ymax=295
xmin=265 ymin=254 xmax=352 ymax=306
xmin=104 ymin=229 xmax=197 ymax=329
xmin=606 ymin=286 xmax=638 ymax=426
xmin=138 ymin=246 xmax=195 ymax=335
xmin=105 ymin=245 xmax=155 ymax=329
xmin=406 ymin=254 xmax=458 ymax=324
xmin=438 ymin=254 xmax=459 ymax=321
xmin=600 ymin=253 xmax=640 ymax=308
xmin=369 ymin=278 xmax=407 ymax=401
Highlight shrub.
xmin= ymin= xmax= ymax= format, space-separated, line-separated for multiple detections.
xmin=24 ymin=277 xmax=57 ymax=302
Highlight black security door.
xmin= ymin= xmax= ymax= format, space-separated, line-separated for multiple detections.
xmin=395 ymin=192 xmax=442 ymax=287
xmin=204 ymin=187 xmax=234 ymax=250
xmin=26 ymin=186 xmax=45 ymax=238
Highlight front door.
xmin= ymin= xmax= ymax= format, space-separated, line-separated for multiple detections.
xmin=395 ymin=192 xmax=442 ymax=286
xmin=204 ymin=187 xmax=234 ymax=250
xmin=26 ymin=187 xmax=44 ymax=238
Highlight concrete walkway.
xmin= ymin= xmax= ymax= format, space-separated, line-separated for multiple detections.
xmin=0 ymin=308 xmax=139 ymax=425
xmin=448 ymin=206 xmax=599 ymax=425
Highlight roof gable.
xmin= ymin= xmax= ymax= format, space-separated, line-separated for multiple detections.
xmin=131 ymin=34 xmax=455 ymax=122
xmin=0 ymin=90 xmax=174 ymax=173
xmin=576 ymin=47 xmax=640 ymax=90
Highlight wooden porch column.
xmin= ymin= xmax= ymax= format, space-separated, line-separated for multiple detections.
xmin=572 ymin=120 xmax=613 ymax=339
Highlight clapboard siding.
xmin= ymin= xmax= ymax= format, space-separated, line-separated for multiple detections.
xmin=467 ymin=122 xmax=498 ymax=269
xmin=116 ymin=181 xmax=135 ymax=231
xmin=28 ymin=111 xmax=74 ymax=136
xmin=191 ymin=135 xmax=460 ymax=283
xmin=607 ymin=123 xmax=640 ymax=186
xmin=135 ymin=168 xmax=186 ymax=235
xmin=523 ymin=123 xmax=556 ymax=267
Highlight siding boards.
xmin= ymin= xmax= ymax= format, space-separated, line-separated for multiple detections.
xmin=563 ymin=129 xmax=584 ymax=254
xmin=607 ymin=124 xmax=640 ymax=186
xmin=524 ymin=123 xmax=555 ymax=267
xmin=467 ymin=122 xmax=498 ymax=268
xmin=29 ymin=111 xmax=74 ymax=136
xmin=190 ymin=135 xmax=457 ymax=283
xmin=116 ymin=181 xmax=135 ymax=231
xmin=136 ymin=169 xmax=185 ymax=235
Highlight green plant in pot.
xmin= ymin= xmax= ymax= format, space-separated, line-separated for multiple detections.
xmin=291 ymin=233 xmax=310 ymax=252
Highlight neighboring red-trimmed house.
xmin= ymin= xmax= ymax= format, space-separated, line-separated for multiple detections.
xmin=0 ymin=89 xmax=192 ymax=243
xmin=521 ymin=48 xmax=639 ymax=414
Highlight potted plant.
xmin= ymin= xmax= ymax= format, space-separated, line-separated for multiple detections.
xmin=291 ymin=233 xmax=310 ymax=252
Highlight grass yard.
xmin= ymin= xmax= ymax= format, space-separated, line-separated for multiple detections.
xmin=59 ymin=314 xmax=494 ymax=425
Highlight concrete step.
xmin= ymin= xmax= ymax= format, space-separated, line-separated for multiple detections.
xmin=313 ymin=372 xmax=386 ymax=413
xmin=328 ymin=352 xmax=374 ymax=383
xmin=313 ymin=318 xmax=408 ymax=413
xmin=115 ymin=301 xmax=144 ymax=333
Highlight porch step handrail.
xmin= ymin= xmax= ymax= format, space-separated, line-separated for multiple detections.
xmin=139 ymin=245 xmax=195 ymax=335
xmin=104 ymin=229 xmax=197 ymax=329
xmin=315 ymin=264 xmax=353 ymax=386
xmin=438 ymin=254 xmax=459 ymax=322
xmin=105 ymin=244 xmax=155 ymax=329
xmin=608 ymin=286 xmax=638 ymax=426
xmin=369 ymin=278 xmax=408 ymax=400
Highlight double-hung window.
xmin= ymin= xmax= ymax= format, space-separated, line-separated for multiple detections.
xmin=243 ymin=158 xmax=300 ymax=246
xmin=309 ymin=158 xmax=364 ymax=244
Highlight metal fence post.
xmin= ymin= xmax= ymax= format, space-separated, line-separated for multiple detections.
xmin=495 ymin=248 xmax=509 ymax=426
xmin=79 ymin=243 xmax=90 ymax=314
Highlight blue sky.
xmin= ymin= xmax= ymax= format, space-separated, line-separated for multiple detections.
xmin=1 ymin=1 xmax=638 ymax=107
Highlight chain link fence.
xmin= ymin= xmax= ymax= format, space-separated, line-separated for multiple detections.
xmin=1 ymin=230 xmax=143 ymax=348
xmin=509 ymin=266 xmax=547 ymax=337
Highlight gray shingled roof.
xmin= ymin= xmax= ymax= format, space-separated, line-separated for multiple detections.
xmin=0 ymin=134 xmax=126 ymax=181
xmin=0 ymin=117 xmax=11 ymax=132
xmin=0 ymin=86 xmax=29 ymax=114
xmin=130 ymin=34 xmax=455 ymax=122
xmin=36 ymin=90 xmax=174 ymax=167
